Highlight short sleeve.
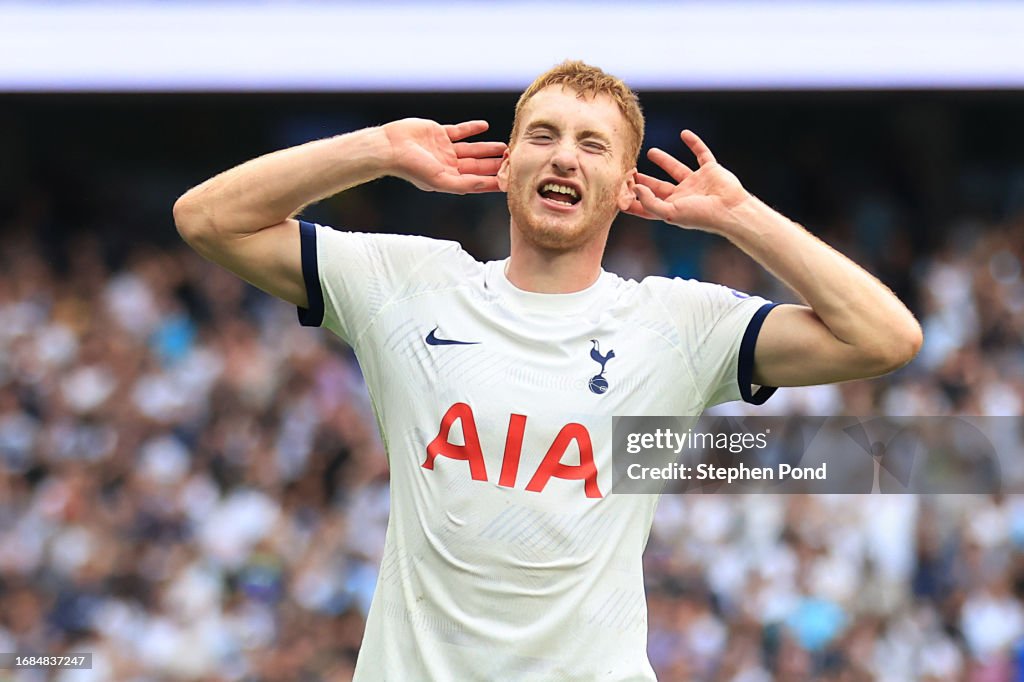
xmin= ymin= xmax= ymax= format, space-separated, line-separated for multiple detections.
xmin=647 ymin=278 xmax=781 ymax=408
xmin=296 ymin=221 xmax=462 ymax=346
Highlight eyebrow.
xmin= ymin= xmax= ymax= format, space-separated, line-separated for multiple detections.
xmin=525 ymin=120 xmax=613 ymax=146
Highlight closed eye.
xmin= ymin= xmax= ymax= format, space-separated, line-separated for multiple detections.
xmin=582 ymin=140 xmax=608 ymax=153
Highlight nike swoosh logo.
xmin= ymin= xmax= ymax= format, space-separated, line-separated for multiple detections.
xmin=425 ymin=327 xmax=481 ymax=346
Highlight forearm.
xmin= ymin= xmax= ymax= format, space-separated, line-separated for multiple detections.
xmin=174 ymin=126 xmax=393 ymax=240
xmin=720 ymin=196 xmax=922 ymax=365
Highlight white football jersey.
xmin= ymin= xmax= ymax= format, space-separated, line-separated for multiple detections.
xmin=297 ymin=221 xmax=777 ymax=681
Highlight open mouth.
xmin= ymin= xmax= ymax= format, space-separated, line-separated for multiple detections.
xmin=537 ymin=182 xmax=581 ymax=206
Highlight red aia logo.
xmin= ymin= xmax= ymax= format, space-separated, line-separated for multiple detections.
xmin=423 ymin=402 xmax=602 ymax=498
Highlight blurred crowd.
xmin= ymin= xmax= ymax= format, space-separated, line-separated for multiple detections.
xmin=3 ymin=186 xmax=1024 ymax=681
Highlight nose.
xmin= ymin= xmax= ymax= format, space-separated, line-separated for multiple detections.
xmin=550 ymin=139 xmax=579 ymax=175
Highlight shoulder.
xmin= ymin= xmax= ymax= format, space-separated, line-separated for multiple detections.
xmin=602 ymin=272 xmax=768 ymax=332
xmin=637 ymin=274 xmax=738 ymax=296
xmin=610 ymin=272 xmax=744 ymax=305
xmin=637 ymin=275 xmax=762 ymax=309
xmin=315 ymin=224 xmax=465 ymax=257
xmin=312 ymin=224 xmax=478 ymax=269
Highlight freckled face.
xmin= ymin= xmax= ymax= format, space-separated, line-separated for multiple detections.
xmin=499 ymin=87 xmax=636 ymax=252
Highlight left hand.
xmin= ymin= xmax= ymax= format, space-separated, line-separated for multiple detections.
xmin=627 ymin=130 xmax=752 ymax=233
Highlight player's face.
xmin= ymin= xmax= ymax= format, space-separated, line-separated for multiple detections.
xmin=499 ymin=87 xmax=636 ymax=252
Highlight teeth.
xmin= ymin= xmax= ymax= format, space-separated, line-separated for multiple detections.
xmin=542 ymin=183 xmax=578 ymax=199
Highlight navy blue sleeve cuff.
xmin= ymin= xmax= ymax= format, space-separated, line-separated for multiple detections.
xmin=738 ymin=302 xmax=782 ymax=405
xmin=296 ymin=220 xmax=325 ymax=327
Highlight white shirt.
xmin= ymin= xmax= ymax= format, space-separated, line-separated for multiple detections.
xmin=298 ymin=221 xmax=777 ymax=681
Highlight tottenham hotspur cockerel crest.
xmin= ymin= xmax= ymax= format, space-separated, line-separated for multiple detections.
xmin=587 ymin=339 xmax=615 ymax=394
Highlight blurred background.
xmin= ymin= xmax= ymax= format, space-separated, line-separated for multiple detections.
xmin=1 ymin=1 xmax=1023 ymax=680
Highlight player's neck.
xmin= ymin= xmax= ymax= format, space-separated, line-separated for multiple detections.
xmin=506 ymin=232 xmax=606 ymax=294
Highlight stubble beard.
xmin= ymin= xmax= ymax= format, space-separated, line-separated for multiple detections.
xmin=507 ymin=180 xmax=619 ymax=253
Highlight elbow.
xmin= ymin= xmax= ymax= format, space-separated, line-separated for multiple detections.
xmin=904 ymin=321 xmax=925 ymax=361
xmin=173 ymin=191 xmax=215 ymax=250
xmin=865 ymin=319 xmax=924 ymax=376
xmin=890 ymin=318 xmax=924 ymax=370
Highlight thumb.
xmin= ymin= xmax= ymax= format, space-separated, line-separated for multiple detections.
xmin=434 ymin=171 xmax=499 ymax=195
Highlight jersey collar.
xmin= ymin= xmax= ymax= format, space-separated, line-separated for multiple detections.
xmin=486 ymin=258 xmax=612 ymax=316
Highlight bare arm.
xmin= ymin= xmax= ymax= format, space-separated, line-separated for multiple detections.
xmin=630 ymin=130 xmax=922 ymax=387
xmin=173 ymin=119 xmax=506 ymax=307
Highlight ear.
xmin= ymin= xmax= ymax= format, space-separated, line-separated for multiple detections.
xmin=616 ymin=167 xmax=637 ymax=212
xmin=496 ymin=148 xmax=511 ymax=192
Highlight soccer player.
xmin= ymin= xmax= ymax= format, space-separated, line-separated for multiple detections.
xmin=174 ymin=61 xmax=921 ymax=680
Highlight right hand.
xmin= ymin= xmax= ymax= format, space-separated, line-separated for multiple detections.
xmin=383 ymin=118 xmax=507 ymax=194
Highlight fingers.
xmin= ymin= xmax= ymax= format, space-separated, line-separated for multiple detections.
xmin=453 ymin=141 xmax=507 ymax=159
xmin=633 ymin=184 xmax=671 ymax=220
xmin=634 ymin=172 xmax=676 ymax=199
xmin=457 ymin=157 xmax=503 ymax=176
xmin=623 ymin=199 xmax=657 ymax=220
xmin=680 ymin=129 xmax=716 ymax=167
xmin=445 ymin=120 xmax=491 ymax=142
xmin=638 ymin=130 xmax=715 ymax=182
xmin=646 ymin=148 xmax=693 ymax=183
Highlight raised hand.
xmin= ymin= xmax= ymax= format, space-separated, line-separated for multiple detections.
xmin=627 ymin=130 xmax=752 ymax=233
xmin=383 ymin=118 xmax=507 ymax=195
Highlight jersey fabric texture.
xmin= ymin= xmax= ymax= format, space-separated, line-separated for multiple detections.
xmin=297 ymin=220 xmax=778 ymax=681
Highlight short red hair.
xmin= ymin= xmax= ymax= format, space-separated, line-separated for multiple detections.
xmin=511 ymin=60 xmax=645 ymax=167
